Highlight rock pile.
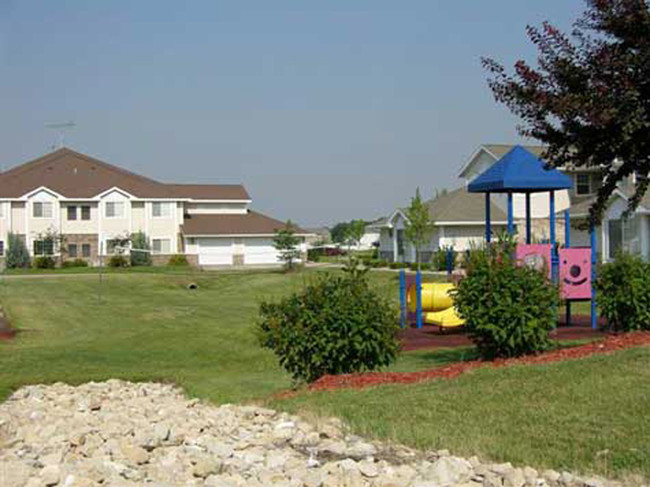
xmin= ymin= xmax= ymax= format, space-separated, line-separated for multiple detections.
xmin=0 ymin=381 xmax=632 ymax=486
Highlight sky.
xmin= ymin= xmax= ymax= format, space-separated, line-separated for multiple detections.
xmin=0 ymin=1 xmax=584 ymax=226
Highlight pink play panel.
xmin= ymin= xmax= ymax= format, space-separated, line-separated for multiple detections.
xmin=516 ymin=244 xmax=552 ymax=278
xmin=559 ymin=247 xmax=592 ymax=300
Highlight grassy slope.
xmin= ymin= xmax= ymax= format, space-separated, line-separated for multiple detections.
xmin=274 ymin=347 xmax=650 ymax=479
xmin=0 ymin=269 xmax=647 ymax=479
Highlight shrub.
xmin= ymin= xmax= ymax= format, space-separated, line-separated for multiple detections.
xmin=33 ymin=256 xmax=56 ymax=269
xmin=130 ymin=232 xmax=152 ymax=266
xmin=453 ymin=236 xmax=559 ymax=359
xmin=433 ymin=246 xmax=457 ymax=271
xmin=389 ymin=262 xmax=408 ymax=269
xmin=168 ymin=254 xmax=189 ymax=266
xmin=595 ymin=252 xmax=650 ymax=332
xmin=62 ymin=258 xmax=89 ymax=268
xmin=6 ymin=233 xmax=30 ymax=269
xmin=258 ymin=261 xmax=400 ymax=383
xmin=107 ymin=255 xmax=129 ymax=268
xmin=307 ymin=248 xmax=321 ymax=262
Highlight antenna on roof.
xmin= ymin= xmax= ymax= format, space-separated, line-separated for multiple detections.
xmin=45 ymin=121 xmax=76 ymax=149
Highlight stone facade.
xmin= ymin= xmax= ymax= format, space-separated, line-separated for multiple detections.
xmin=64 ymin=234 xmax=99 ymax=265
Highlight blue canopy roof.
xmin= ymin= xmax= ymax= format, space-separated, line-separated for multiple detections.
xmin=467 ymin=145 xmax=572 ymax=193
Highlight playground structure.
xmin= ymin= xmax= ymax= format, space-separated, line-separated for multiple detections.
xmin=400 ymin=146 xmax=598 ymax=331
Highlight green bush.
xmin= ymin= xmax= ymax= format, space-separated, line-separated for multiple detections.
xmin=168 ymin=254 xmax=189 ymax=266
xmin=307 ymin=248 xmax=321 ymax=262
xmin=33 ymin=256 xmax=56 ymax=269
xmin=433 ymin=246 xmax=457 ymax=271
xmin=595 ymin=252 xmax=650 ymax=332
xmin=62 ymin=258 xmax=89 ymax=268
xmin=389 ymin=262 xmax=408 ymax=269
xmin=257 ymin=262 xmax=400 ymax=383
xmin=6 ymin=233 xmax=30 ymax=269
xmin=107 ymin=255 xmax=130 ymax=268
xmin=453 ymin=236 xmax=559 ymax=359
xmin=130 ymin=232 xmax=152 ymax=266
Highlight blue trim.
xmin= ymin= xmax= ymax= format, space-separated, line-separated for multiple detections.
xmin=590 ymin=221 xmax=597 ymax=330
xmin=525 ymin=192 xmax=531 ymax=244
xmin=485 ymin=192 xmax=492 ymax=243
xmin=446 ymin=248 xmax=453 ymax=275
xmin=550 ymin=191 xmax=558 ymax=283
xmin=507 ymin=192 xmax=514 ymax=235
xmin=415 ymin=271 xmax=422 ymax=329
xmin=399 ymin=270 xmax=406 ymax=329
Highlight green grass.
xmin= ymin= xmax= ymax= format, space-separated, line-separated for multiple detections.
xmin=0 ymin=269 xmax=647 ymax=480
xmin=273 ymin=347 xmax=650 ymax=480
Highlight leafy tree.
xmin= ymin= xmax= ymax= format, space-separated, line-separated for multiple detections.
xmin=130 ymin=232 xmax=152 ymax=266
xmin=483 ymin=0 xmax=650 ymax=225
xmin=404 ymin=188 xmax=434 ymax=270
xmin=273 ymin=220 xmax=302 ymax=271
xmin=330 ymin=222 xmax=350 ymax=245
xmin=345 ymin=219 xmax=366 ymax=252
xmin=5 ymin=232 xmax=30 ymax=269
xmin=34 ymin=228 xmax=67 ymax=266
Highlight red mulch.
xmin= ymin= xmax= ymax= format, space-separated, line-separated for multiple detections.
xmin=309 ymin=332 xmax=650 ymax=392
xmin=400 ymin=315 xmax=607 ymax=351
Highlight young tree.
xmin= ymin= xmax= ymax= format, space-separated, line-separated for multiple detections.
xmin=404 ymin=188 xmax=434 ymax=270
xmin=482 ymin=0 xmax=650 ymax=225
xmin=330 ymin=222 xmax=350 ymax=245
xmin=5 ymin=233 xmax=30 ymax=269
xmin=34 ymin=227 xmax=67 ymax=266
xmin=273 ymin=220 xmax=302 ymax=271
xmin=130 ymin=231 xmax=152 ymax=266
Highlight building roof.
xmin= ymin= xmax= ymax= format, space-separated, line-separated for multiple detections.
xmin=181 ymin=211 xmax=308 ymax=236
xmin=425 ymin=186 xmax=508 ymax=224
xmin=482 ymin=144 xmax=545 ymax=160
xmin=468 ymin=145 xmax=573 ymax=193
xmin=0 ymin=148 xmax=250 ymax=200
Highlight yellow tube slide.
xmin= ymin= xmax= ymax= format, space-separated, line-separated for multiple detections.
xmin=407 ymin=282 xmax=465 ymax=329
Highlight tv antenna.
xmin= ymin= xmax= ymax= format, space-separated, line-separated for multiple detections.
xmin=45 ymin=121 xmax=76 ymax=149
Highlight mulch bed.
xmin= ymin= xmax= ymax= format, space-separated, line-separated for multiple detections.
xmin=310 ymin=332 xmax=650 ymax=392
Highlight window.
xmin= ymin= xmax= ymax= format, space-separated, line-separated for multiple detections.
xmin=33 ymin=240 xmax=54 ymax=256
xmin=33 ymin=202 xmax=53 ymax=218
xmin=576 ymin=174 xmax=591 ymax=195
xmin=0 ymin=241 xmax=4 ymax=256
xmin=68 ymin=244 xmax=78 ymax=258
xmin=82 ymin=244 xmax=91 ymax=258
xmin=105 ymin=202 xmax=124 ymax=218
xmin=0 ymin=204 xmax=4 ymax=218
xmin=81 ymin=206 xmax=91 ymax=220
xmin=67 ymin=206 xmax=77 ymax=221
xmin=106 ymin=240 xmax=118 ymax=255
xmin=152 ymin=238 xmax=171 ymax=254
xmin=152 ymin=202 xmax=173 ymax=218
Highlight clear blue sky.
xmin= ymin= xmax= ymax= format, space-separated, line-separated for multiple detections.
xmin=0 ymin=1 xmax=584 ymax=226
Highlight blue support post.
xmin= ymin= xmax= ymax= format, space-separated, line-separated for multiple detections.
xmin=525 ymin=192 xmax=532 ymax=244
xmin=590 ymin=221 xmax=598 ymax=330
xmin=550 ymin=190 xmax=558 ymax=283
xmin=485 ymin=192 xmax=492 ymax=243
xmin=416 ymin=271 xmax=422 ymax=329
xmin=446 ymin=247 xmax=453 ymax=276
xmin=564 ymin=209 xmax=570 ymax=248
xmin=399 ymin=269 xmax=406 ymax=329
xmin=507 ymin=192 xmax=514 ymax=235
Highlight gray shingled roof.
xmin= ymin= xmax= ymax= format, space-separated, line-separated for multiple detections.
xmin=425 ymin=186 xmax=507 ymax=223
xmin=482 ymin=144 xmax=546 ymax=160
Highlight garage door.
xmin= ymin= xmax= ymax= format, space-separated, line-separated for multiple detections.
xmin=244 ymin=238 xmax=280 ymax=264
xmin=197 ymin=238 xmax=233 ymax=266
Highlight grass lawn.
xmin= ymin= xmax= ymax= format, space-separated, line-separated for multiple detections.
xmin=0 ymin=269 xmax=647 ymax=479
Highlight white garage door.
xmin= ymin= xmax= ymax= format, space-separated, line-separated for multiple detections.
xmin=197 ymin=238 xmax=233 ymax=266
xmin=244 ymin=238 xmax=279 ymax=265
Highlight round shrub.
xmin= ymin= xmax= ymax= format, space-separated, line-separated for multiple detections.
xmin=168 ymin=254 xmax=189 ymax=266
xmin=453 ymin=239 xmax=559 ymax=359
xmin=257 ymin=267 xmax=400 ymax=383
xmin=62 ymin=258 xmax=89 ymax=268
xmin=107 ymin=255 xmax=129 ymax=268
xmin=595 ymin=252 xmax=650 ymax=332
xmin=33 ymin=256 xmax=56 ymax=269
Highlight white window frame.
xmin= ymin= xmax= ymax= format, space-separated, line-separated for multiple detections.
xmin=575 ymin=174 xmax=592 ymax=195
xmin=105 ymin=201 xmax=124 ymax=219
xmin=152 ymin=238 xmax=171 ymax=255
xmin=152 ymin=202 xmax=173 ymax=218
xmin=33 ymin=201 xmax=54 ymax=219
xmin=81 ymin=205 xmax=91 ymax=221
xmin=67 ymin=205 xmax=78 ymax=221
xmin=33 ymin=239 xmax=55 ymax=256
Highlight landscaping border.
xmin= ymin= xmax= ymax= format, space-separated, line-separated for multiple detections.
xmin=309 ymin=332 xmax=650 ymax=391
